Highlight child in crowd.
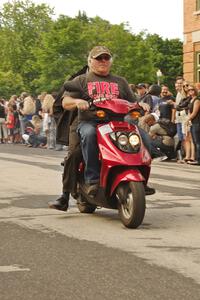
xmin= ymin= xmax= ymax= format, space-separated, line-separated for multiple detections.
xmin=5 ymin=105 xmax=15 ymax=143
xmin=13 ymin=104 xmax=21 ymax=143
xmin=0 ymin=99 xmax=8 ymax=143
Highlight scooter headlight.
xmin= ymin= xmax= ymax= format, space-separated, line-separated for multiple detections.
xmin=129 ymin=134 xmax=140 ymax=147
xmin=109 ymin=131 xmax=141 ymax=153
xmin=118 ymin=134 xmax=129 ymax=146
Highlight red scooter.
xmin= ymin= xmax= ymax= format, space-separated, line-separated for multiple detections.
xmin=75 ymin=98 xmax=151 ymax=228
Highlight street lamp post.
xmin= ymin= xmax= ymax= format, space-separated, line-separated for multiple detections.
xmin=156 ymin=69 xmax=163 ymax=85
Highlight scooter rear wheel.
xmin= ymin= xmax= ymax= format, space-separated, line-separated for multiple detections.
xmin=117 ymin=181 xmax=145 ymax=229
xmin=77 ymin=195 xmax=97 ymax=214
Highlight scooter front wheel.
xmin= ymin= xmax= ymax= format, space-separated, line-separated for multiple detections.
xmin=117 ymin=181 xmax=145 ymax=229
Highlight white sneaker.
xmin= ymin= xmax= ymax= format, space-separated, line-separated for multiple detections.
xmin=153 ymin=155 xmax=168 ymax=162
xmin=160 ymin=155 xmax=168 ymax=161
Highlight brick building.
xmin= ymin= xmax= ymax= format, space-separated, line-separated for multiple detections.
xmin=184 ymin=0 xmax=200 ymax=83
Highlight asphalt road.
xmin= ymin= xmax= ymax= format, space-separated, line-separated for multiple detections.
xmin=0 ymin=144 xmax=200 ymax=300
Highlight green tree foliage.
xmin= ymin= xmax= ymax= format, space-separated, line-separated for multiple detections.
xmin=34 ymin=15 xmax=155 ymax=93
xmin=80 ymin=18 xmax=156 ymax=83
xmin=32 ymin=14 xmax=91 ymax=93
xmin=0 ymin=1 xmax=183 ymax=98
xmin=0 ymin=0 xmax=53 ymax=96
xmin=146 ymin=34 xmax=183 ymax=92
xmin=0 ymin=70 xmax=25 ymax=97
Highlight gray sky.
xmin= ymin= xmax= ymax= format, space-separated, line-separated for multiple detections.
xmin=0 ymin=0 xmax=183 ymax=40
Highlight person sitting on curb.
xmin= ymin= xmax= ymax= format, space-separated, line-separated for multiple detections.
xmin=22 ymin=115 xmax=46 ymax=148
xmin=148 ymin=116 xmax=176 ymax=161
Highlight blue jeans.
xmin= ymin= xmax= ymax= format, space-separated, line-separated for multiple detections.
xmin=137 ymin=127 xmax=152 ymax=155
xmin=191 ymin=123 xmax=200 ymax=163
xmin=29 ymin=133 xmax=47 ymax=147
xmin=150 ymin=137 xmax=175 ymax=159
xmin=77 ymin=121 xmax=100 ymax=184
xmin=176 ymin=123 xmax=184 ymax=141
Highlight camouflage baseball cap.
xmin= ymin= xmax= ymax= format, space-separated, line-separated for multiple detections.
xmin=89 ymin=46 xmax=112 ymax=58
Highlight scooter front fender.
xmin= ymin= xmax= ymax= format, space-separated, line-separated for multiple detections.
xmin=110 ymin=169 xmax=145 ymax=196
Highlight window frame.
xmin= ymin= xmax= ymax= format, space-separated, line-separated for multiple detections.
xmin=197 ymin=0 xmax=200 ymax=11
xmin=195 ymin=51 xmax=200 ymax=82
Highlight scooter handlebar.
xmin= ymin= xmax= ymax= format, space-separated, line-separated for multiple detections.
xmin=64 ymin=81 xmax=145 ymax=115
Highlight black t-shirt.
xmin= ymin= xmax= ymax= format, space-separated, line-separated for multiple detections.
xmin=189 ymin=98 xmax=200 ymax=124
xmin=140 ymin=94 xmax=153 ymax=112
xmin=0 ymin=104 xmax=6 ymax=118
xmin=159 ymin=95 xmax=175 ymax=120
xmin=35 ymin=98 xmax=42 ymax=115
xmin=64 ymin=71 xmax=136 ymax=121
xmin=14 ymin=111 xmax=20 ymax=128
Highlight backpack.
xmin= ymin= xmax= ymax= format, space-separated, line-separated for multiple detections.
xmin=157 ymin=118 xmax=177 ymax=137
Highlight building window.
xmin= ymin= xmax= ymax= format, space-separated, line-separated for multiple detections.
xmin=197 ymin=52 xmax=200 ymax=66
xmin=197 ymin=70 xmax=200 ymax=82
xmin=197 ymin=0 xmax=200 ymax=10
xmin=196 ymin=52 xmax=200 ymax=82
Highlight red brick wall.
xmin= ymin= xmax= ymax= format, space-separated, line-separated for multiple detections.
xmin=184 ymin=0 xmax=200 ymax=83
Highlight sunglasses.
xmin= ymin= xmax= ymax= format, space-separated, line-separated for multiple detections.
xmin=188 ymin=88 xmax=195 ymax=91
xmin=94 ymin=55 xmax=111 ymax=61
xmin=183 ymin=84 xmax=189 ymax=87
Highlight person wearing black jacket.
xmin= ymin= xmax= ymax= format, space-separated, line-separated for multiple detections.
xmin=186 ymin=86 xmax=200 ymax=165
xmin=48 ymin=66 xmax=88 ymax=211
xmin=0 ymin=99 xmax=8 ymax=143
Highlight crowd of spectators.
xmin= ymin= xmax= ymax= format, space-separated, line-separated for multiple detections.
xmin=130 ymin=78 xmax=200 ymax=165
xmin=0 ymin=76 xmax=200 ymax=165
xmin=0 ymin=91 xmax=64 ymax=151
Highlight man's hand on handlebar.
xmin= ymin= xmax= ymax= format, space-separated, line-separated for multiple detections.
xmin=62 ymin=95 xmax=91 ymax=111
xmin=76 ymin=99 xmax=90 ymax=111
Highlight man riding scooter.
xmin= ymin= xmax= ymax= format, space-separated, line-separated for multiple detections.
xmin=49 ymin=45 xmax=155 ymax=211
